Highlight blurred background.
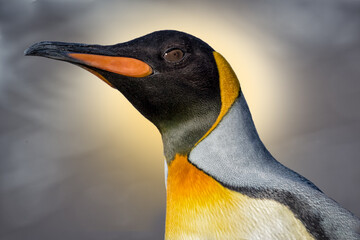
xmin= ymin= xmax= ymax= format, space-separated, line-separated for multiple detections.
xmin=0 ymin=0 xmax=359 ymax=239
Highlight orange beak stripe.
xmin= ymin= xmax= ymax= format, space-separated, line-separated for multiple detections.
xmin=81 ymin=66 xmax=115 ymax=88
xmin=69 ymin=53 xmax=152 ymax=78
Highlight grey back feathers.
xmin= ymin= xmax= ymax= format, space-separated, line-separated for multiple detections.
xmin=189 ymin=93 xmax=360 ymax=240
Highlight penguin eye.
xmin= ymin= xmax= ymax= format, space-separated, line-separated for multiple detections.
xmin=163 ymin=48 xmax=184 ymax=62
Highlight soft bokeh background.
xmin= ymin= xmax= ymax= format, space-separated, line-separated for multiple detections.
xmin=0 ymin=0 xmax=359 ymax=239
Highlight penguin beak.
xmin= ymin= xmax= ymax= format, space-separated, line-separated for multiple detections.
xmin=24 ymin=41 xmax=153 ymax=88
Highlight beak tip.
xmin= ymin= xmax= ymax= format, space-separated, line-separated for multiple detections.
xmin=24 ymin=42 xmax=45 ymax=56
xmin=24 ymin=47 xmax=33 ymax=56
xmin=24 ymin=41 xmax=69 ymax=59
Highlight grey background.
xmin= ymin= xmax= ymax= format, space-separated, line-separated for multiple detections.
xmin=0 ymin=0 xmax=359 ymax=239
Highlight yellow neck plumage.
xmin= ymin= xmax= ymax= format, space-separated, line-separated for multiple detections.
xmin=164 ymin=52 xmax=313 ymax=239
xmin=195 ymin=52 xmax=241 ymax=146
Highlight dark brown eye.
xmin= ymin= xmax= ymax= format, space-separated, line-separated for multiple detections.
xmin=163 ymin=49 xmax=184 ymax=62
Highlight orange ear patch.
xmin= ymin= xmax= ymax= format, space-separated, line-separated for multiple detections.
xmin=69 ymin=53 xmax=152 ymax=78
xmin=194 ymin=52 xmax=240 ymax=146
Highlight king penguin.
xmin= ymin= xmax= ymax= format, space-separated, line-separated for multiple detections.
xmin=25 ymin=30 xmax=359 ymax=240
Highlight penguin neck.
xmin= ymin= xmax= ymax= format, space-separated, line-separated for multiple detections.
xmin=189 ymin=93 xmax=275 ymax=182
xmin=160 ymin=104 xmax=220 ymax=163
xmin=207 ymin=93 xmax=271 ymax=162
xmin=161 ymin=51 xmax=243 ymax=163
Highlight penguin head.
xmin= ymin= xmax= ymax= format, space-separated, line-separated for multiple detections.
xmin=25 ymin=30 xmax=239 ymax=160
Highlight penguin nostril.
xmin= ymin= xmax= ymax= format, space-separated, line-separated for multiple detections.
xmin=163 ymin=48 xmax=184 ymax=62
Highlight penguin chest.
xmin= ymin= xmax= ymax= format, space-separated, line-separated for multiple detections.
xmin=165 ymin=154 xmax=314 ymax=240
